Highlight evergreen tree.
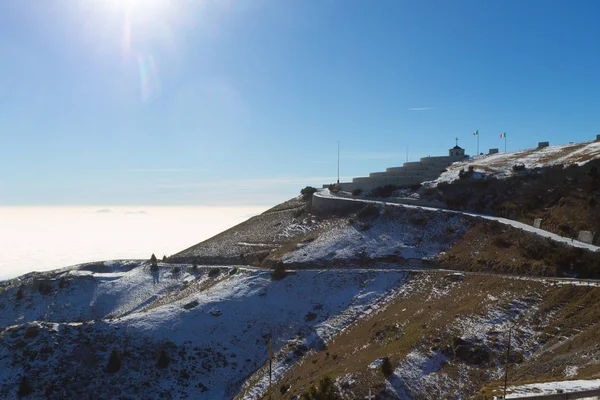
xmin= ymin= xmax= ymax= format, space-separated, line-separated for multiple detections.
xmin=17 ymin=376 xmax=33 ymax=398
xmin=105 ymin=348 xmax=122 ymax=373
xmin=381 ymin=356 xmax=394 ymax=378
xmin=156 ymin=349 xmax=170 ymax=369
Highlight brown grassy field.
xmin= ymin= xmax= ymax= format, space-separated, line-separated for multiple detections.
xmin=256 ymin=272 xmax=600 ymax=399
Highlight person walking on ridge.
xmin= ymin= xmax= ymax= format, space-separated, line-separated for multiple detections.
xmin=150 ymin=253 xmax=159 ymax=285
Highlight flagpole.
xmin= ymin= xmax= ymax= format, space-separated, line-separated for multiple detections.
xmin=477 ymin=132 xmax=479 ymax=155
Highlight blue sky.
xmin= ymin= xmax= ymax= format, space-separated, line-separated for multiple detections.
xmin=2 ymin=0 xmax=600 ymax=206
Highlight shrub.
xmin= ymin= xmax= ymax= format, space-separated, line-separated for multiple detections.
xmin=351 ymin=188 xmax=362 ymax=196
xmin=58 ymin=277 xmax=69 ymax=289
xmin=301 ymin=376 xmax=341 ymax=400
xmin=369 ymin=184 xmax=398 ymax=198
xmin=410 ymin=216 xmax=426 ymax=226
xmin=280 ymin=384 xmax=290 ymax=394
xmin=156 ymin=349 xmax=170 ymax=369
xmin=18 ymin=376 xmax=33 ymax=398
xmin=492 ymin=237 xmax=512 ymax=248
xmin=105 ymin=348 xmax=122 ymax=373
xmin=24 ymin=326 xmax=39 ymax=339
xmin=271 ymin=261 xmax=287 ymax=281
xmin=589 ymin=197 xmax=597 ymax=207
xmin=208 ymin=268 xmax=220 ymax=278
xmin=162 ymin=255 xmax=167 ymax=262
xmin=328 ymin=183 xmax=341 ymax=193
xmin=171 ymin=266 xmax=180 ymax=276
xmin=558 ymin=223 xmax=571 ymax=234
xmin=38 ymin=282 xmax=52 ymax=295
xmin=229 ymin=267 xmax=239 ymax=275
xmin=356 ymin=204 xmax=380 ymax=222
xmin=191 ymin=264 xmax=198 ymax=274
xmin=16 ymin=287 xmax=24 ymax=301
xmin=305 ymin=312 xmax=317 ymax=322
xmin=294 ymin=207 xmax=306 ymax=218
xmin=301 ymin=186 xmax=317 ymax=200
xmin=381 ymin=356 xmax=394 ymax=378
xmin=512 ymin=164 xmax=526 ymax=172
xmin=183 ymin=300 xmax=199 ymax=310
xmin=519 ymin=240 xmax=547 ymax=261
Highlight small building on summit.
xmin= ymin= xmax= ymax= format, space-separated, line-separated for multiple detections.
xmin=328 ymin=142 xmax=467 ymax=192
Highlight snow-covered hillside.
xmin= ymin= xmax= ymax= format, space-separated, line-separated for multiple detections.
xmin=433 ymin=140 xmax=600 ymax=184
xmin=283 ymin=206 xmax=470 ymax=264
xmin=0 ymin=261 xmax=410 ymax=399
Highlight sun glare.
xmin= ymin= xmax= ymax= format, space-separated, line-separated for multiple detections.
xmin=90 ymin=0 xmax=183 ymax=102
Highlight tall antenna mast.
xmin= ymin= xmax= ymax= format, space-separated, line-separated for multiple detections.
xmin=337 ymin=141 xmax=340 ymax=184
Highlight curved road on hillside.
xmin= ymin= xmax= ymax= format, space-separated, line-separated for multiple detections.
xmin=315 ymin=189 xmax=600 ymax=252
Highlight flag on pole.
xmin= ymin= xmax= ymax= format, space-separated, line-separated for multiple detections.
xmin=473 ymin=130 xmax=479 ymax=136
xmin=500 ymin=133 xmax=506 ymax=138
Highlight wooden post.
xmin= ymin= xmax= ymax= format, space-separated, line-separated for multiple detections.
xmin=503 ymin=327 xmax=512 ymax=398
xmin=269 ymin=340 xmax=273 ymax=400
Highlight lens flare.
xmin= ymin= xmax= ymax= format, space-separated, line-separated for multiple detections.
xmin=137 ymin=54 xmax=161 ymax=102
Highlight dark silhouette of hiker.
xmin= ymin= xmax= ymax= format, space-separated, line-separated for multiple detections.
xmin=150 ymin=254 xmax=159 ymax=285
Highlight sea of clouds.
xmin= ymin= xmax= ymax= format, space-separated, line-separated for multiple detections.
xmin=0 ymin=206 xmax=266 ymax=280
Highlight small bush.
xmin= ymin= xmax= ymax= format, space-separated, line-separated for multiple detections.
xmin=58 ymin=278 xmax=69 ymax=289
xmin=105 ymin=348 xmax=122 ymax=373
xmin=558 ymin=223 xmax=571 ymax=234
xmin=24 ymin=326 xmax=39 ymax=339
xmin=328 ymin=183 xmax=341 ymax=193
xmin=16 ymin=288 xmax=24 ymax=301
xmin=156 ymin=349 xmax=170 ymax=369
xmin=271 ymin=261 xmax=287 ymax=281
xmin=280 ymin=384 xmax=290 ymax=394
xmin=589 ymin=197 xmax=597 ymax=207
xmin=18 ymin=376 xmax=33 ymax=398
xmin=351 ymin=188 xmax=362 ymax=196
xmin=208 ymin=268 xmax=220 ymax=278
xmin=410 ymin=216 xmax=426 ymax=226
xmin=356 ymin=204 xmax=380 ymax=222
xmin=492 ymin=237 xmax=512 ymax=248
xmin=305 ymin=312 xmax=317 ymax=322
xmin=381 ymin=356 xmax=394 ymax=378
xmin=301 ymin=376 xmax=341 ymax=400
xmin=229 ymin=267 xmax=239 ymax=275
xmin=191 ymin=264 xmax=198 ymax=274
xmin=369 ymin=184 xmax=398 ymax=198
xmin=171 ymin=266 xmax=180 ymax=276
xmin=38 ymin=282 xmax=52 ymax=295
xmin=301 ymin=186 xmax=317 ymax=200
xmin=293 ymin=207 xmax=306 ymax=218
xmin=183 ymin=300 xmax=199 ymax=310
xmin=512 ymin=164 xmax=526 ymax=172
xmin=162 ymin=255 xmax=167 ymax=262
